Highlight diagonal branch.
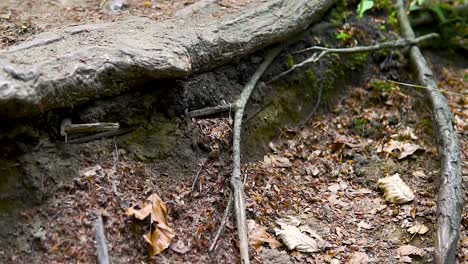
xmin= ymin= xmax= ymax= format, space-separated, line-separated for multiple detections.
xmin=192 ymin=46 xmax=281 ymax=263
xmin=394 ymin=1 xmax=463 ymax=263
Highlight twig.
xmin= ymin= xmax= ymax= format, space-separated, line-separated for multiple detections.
xmin=188 ymin=104 xmax=233 ymax=118
xmin=294 ymin=33 xmax=438 ymax=54
xmin=209 ymin=192 xmax=233 ymax=252
xmin=192 ymin=46 xmax=282 ymax=263
xmin=95 ymin=215 xmax=110 ymax=264
xmin=192 ymin=159 xmax=207 ymax=191
xmin=268 ymin=33 xmax=439 ymax=84
xmin=388 ymin=80 xmax=465 ymax=96
xmin=67 ymin=127 xmax=134 ymax=144
xmin=395 ymin=1 xmax=463 ymax=263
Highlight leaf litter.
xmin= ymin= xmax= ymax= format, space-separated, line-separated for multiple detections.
xmin=1 ymin=6 xmax=467 ymax=263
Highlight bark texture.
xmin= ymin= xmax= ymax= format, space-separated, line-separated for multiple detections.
xmin=0 ymin=0 xmax=334 ymax=119
xmin=395 ymin=0 xmax=464 ymax=263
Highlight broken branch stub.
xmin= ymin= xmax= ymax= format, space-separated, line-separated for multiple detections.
xmin=0 ymin=0 xmax=334 ymax=119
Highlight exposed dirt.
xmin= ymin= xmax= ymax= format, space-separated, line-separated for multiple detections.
xmin=0 ymin=1 xmax=467 ymax=263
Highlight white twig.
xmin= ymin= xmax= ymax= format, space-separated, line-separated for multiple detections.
xmin=268 ymin=33 xmax=439 ymax=83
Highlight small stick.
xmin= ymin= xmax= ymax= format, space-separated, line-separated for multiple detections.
xmin=188 ymin=104 xmax=233 ymax=118
xmin=268 ymin=33 xmax=439 ymax=83
xmin=209 ymin=192 xmax=233 ymax=252
xmin=68 ymin=128 xmax=134 ymax=144
xmin=95 ymin=215 xmax=110 ymax=264
xmin=192 ymin=159 xmax=207 ymax=191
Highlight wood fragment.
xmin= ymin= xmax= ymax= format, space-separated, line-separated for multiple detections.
xmin=395 ymin=0 xmax=463 ymax=263
xmin=67 ymin=127 xmax=134 ymax=144
xmin=63 ymin=122 xmax=120 ymax=135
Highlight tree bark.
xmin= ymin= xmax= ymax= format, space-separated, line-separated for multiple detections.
xmin=395 ymin=1 xmax=464 ymax=263
xmin=0 ymin=0 xmax=335 ymax=119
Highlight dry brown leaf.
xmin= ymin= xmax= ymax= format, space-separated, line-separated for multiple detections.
xmin=382 ymin=140 xmax=422 ymax=159
xmin=126 ymin=194 xmax=176 ymax=256
xmin=349 ymin=251 xmax=369 ymax=264
xmin=397 ymin=245 xmax=426 ymax=257
xmin=377 ymin=174 xmax=415 ymax=204
xmin=357 ymin=221 xmax=372 ymax=231
xmin=407 ymin=222 xmax=429 ymax=235
xmin=248 ymin=220 xmax=282 ymax=251
xmin=398 ymin=143 xmax=421 ymax=159
xmin=274 ymin=219 xmax=329 ymax=253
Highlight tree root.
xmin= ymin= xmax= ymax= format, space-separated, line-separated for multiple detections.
xmin=395 ymin=0 xmax=464 ymax=263
xmin=192 ymin=46 xmax=282 ymax=263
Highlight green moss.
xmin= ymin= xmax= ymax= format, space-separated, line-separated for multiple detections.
xmin=0 ymin=160 xmax=21 ymax=213
xmin=344 ymin=53 xmax=369 ymax=71
xmin=330 ymin=0 xmax=351 ymax=26
xmin=0 ymin=160 xmax=19 ymax=193
xmin=286 ymin=53 xmax=295 ymax=69
xmin=0 ymin=199 xmax=19 ymax=213
xmin=372 ymin=80 xmax=393 ymax=92
xmin=117 ymin=121 xmax=180 ymax=161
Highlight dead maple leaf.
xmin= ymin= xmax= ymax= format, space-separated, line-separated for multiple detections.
xmin=126 ymin=194 xmax=176 ymax=256
xmin=407 ymin=222 xmax=429 ymax=235
xmin=247 ymin=220 xmax=282 ymax=251
xmin=377 ymin=174 xmax=415 ymax=204
xmin=274 ymin=217 xmax=329 ymax=253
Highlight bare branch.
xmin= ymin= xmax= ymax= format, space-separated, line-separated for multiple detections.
xmin=395 ymin=1 xmax=463 ymax=263
xmin=268 ymin=33 xmax=438 ymax=83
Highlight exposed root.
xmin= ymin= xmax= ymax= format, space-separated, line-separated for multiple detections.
xmin=191 ymin=46 xmax=282 ymax=263
xmin=395 ymin=0 xmax=464 ymax=262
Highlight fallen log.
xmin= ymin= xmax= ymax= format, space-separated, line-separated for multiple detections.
xmin=0 ymin=0 xmax=335 ymax=119
xmin=395 ymin=0 xmax=464 ymax=263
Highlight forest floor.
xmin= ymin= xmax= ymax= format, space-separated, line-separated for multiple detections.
xmin=0 ymin=0 xmax=467 ymax=263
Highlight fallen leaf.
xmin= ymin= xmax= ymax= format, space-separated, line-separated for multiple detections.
xmin=169 ymin=240 xmax=191 ymax=254
xmin=127 ymin=194 xmax=176 ymax=256
xmin=397 ymin=245 xmax=426 ymax=257
xmin=398 ymin=142 xmax=421 ymax=159
xmin=407 ymin=222 xmax=429 ymax=235
xmin=377 ymin=174 xmax=415 ymax=204
xmin=274 ymin=219 xmax=329 ymax=253
xmin=357 ymin=221 xmax=372 ymax=231
xmin=79 ymin=165 xmax=102 ymax=177
xmin=382 ymin=140 xmax=422 ymax=159
xmin=248 ymin=220 xmax=282 ymax=251
xmin=349 ymin=251 xmax=369 ymax=264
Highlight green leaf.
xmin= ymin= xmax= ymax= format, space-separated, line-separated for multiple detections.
xmin=336 ymin=32 xmax=351 ymax=41
xmin=432 ymin=4 xmax=447 ymax=23
xmin=417 ymin=0 xmax=425 ymax=6
xmin=409 ymin=0 xmax=420 ymax=11
xmin=357 ymin=0 xmax=374 ymax=19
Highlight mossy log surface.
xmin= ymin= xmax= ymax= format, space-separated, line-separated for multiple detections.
xmin=0 ymin=0 xmax=334 ymax=119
